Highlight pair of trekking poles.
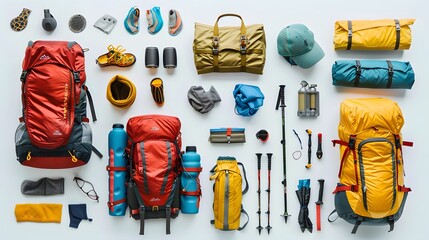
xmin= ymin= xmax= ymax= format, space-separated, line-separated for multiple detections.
xmin=256 ymin=153 xmax=273 ymax=234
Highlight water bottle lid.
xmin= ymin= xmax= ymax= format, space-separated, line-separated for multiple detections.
xmin=112 ymin=123 xmax=124 ymax=129
xmin=186 ymin=146 xmax=197 ymax=152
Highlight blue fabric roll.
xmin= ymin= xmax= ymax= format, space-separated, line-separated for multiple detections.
xmin=233 ymin=84 xmax=265 ymax=116
xmin=332 ymin=60 xmax=415 ymax=89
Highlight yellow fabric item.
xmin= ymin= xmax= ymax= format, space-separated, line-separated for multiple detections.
xmin=15 ymin=203 xmax=62 ymax=223
xmin=334 ymin=19 xmax=415 ymax=50
xmin=338 ymin=98 xmax=407 ymax=218
xmin=106 ymin=74 xmax=136 ymax=108
xmin=209 ymin=158 xmax=243 ymax=230
xmin=193 ymin=14 xmax=266 ymax=74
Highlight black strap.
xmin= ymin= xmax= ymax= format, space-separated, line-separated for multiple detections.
xmin=347 ymin=20 xmax=353 ymax=50
xmin=351 ymin=217 xmax=363 ymax=234
xmin=327 ymin=209 xmax=339 ymax=223
xmin=238 ymin=162 xmax=249 ymax=195
xmin=394 ymin=19 xmax=401 ymax=50
xmin=237 ymin=205 xmax=249 ymax=231
xmin=386 ymin=60 xmax=394 ymax=88
xmin=388 ymin=215 xmax=395 ymax=232
xmin=354 ymin=60 xmax=361 ymax=87
xmin=91 ymin=145 xmax=103 ymax=158
xmin=85 ymin=87 xmax=97 ymax=122
xmin=139 ymin=205 xmax=145 ymax=235
xmin=166 ymin=205 xmax=171 ymax=234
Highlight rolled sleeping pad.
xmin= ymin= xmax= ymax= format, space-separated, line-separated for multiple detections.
xmin=107 ymin=124 xmax=128 ymax=216
xmin=332 ymin=60 xmax=415 ymax=89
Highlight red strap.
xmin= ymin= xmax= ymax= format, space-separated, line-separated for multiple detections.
xmin=82 ymin=117 xmax=89 ymax=123
xmin=333 ymin=185 xmax=358 ymax=194
xmin=226 ymin=128 xmax=232 ymax=136
xmin=108 ymin=198 xmax=127 ymax=211
xmin=398 ymin=185 xmax=412 ymax=192
xmin=403 ymin=141 xmax=413 ymax=147
xmin=183 ymin=167 xmax=202 ymax=172
xmin=131 ymin=208 xmax=140 ymax=215
xmin=106 ymin=166 xmax=128 ymax=171
xmin=332 ymin=139 xmax=348 ymax=147
xmin=180 ymin=190 xmax=201 ymax=196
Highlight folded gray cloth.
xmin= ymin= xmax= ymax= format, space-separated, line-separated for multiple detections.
xmin=21 ymin=177 xmax=64 ymax=195
xmin=94 ymin=14 xmax=117 ymax=34
xmin=188 ymin=86 xmax=221 ymax=114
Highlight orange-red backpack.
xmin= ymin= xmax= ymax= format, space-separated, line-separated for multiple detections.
xmin=125 ymin=115 xmax=182 ymax=235
xmin=15 ymin=41 xmax=100 ymax=169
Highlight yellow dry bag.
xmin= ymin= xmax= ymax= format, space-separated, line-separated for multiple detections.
xmin=334 ymin=19 xmax=415 ymax=50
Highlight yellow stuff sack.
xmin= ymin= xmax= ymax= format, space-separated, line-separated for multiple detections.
xmin=331 ymin=98 xmax=412 ymax=234
xmin=193 ymin=14 xmax=266 ymax=74
xmin=334 ymin=19 xmax=415 ymax=50
xmin=209 ymin=156 xmax=249 ymax=230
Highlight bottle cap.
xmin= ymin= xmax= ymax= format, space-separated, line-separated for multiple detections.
xmin=112 ymin=123 xmax=124 ymax=129
xmin=186 ymin=146 xmax=197 ymax=152
xmin=256 ymin=129 xmax=269 ymax=142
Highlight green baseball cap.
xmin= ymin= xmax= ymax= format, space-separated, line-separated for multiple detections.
xmin=277 ymin=24 xmax=325 ymax=69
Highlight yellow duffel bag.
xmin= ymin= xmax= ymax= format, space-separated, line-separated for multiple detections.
xmin=193 ymin=14 xmax=266 ymax=74
xmin=334 ymin=19 xmax=415 ymax=50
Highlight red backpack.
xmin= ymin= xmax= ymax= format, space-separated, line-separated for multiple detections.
xmin=15 ymin=41 xmax=101 ymax=169
xmin=126 ymin=115 xmax=182 ymax=235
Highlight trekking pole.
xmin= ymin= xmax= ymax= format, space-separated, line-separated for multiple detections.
xmin=266 ymin=153 xmax=273 ymax=234
xmin=305 ymin=129 xmax=312 ymax=169
xmin=276 ymin=85 xmax=290 ymax=223
xmin=256 ymin=153 xmax=263 ymax=235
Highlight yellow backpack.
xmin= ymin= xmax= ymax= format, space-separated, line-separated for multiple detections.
xmin=331 ymin=98 xmax=412 ymax=233
xmin=210 ymin=156 xmax=249 ymax=231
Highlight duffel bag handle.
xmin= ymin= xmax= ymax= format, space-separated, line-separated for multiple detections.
xmin=214 ymin=13 xmax=246 ymax=36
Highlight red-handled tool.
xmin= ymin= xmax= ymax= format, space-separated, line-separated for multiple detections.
xmin=316 ymin=133 xmax=323 ymax=159
xmin=315 ymin=179 xmax=325 ymax=231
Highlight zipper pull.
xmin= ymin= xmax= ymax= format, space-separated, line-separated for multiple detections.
xmin=26 ymin=152 xmax=31 ymax=161
xmin=68 ymin=150 xmax=78 ymax=162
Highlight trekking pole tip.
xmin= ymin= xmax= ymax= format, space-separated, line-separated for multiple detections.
xmin=305 ymin=164 xmax=312 ymax=169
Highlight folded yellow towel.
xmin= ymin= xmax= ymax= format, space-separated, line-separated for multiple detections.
xmin=15 ymin=203 xmax=62 ymax=223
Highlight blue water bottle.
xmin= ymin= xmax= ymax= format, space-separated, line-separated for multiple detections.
xmin=108 ymin=123 xmax=128 ymax=216
xmin=181 ymin=146 xmax=202 ymax=214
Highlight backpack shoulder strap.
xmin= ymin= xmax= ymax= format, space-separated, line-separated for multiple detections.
xmin=237 ymin=204 xmax=249 ymax=231
xmin=238 ymin=162 xmax=249 ymax=195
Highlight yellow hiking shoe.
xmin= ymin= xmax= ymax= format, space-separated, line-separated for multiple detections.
xmin=96 ymin=45 xmax=136 ymax=67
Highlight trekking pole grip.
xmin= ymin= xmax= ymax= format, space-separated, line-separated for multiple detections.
xmin=316 ymin=179 xmax=325 ymax=204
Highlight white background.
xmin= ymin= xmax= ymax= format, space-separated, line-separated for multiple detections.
xmin=0 ymin=0 xmax=426 ymax=239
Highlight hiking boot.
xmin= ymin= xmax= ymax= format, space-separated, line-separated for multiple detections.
xmin=96 ymin=45 xmax=136 ymax=67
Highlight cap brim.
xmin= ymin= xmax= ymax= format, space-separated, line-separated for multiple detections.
xmin=289 ymin=41 xmax=325 ymax=69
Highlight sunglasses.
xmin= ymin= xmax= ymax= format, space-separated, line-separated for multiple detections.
xmin=73 ymin=177 xmax=99 ymax=203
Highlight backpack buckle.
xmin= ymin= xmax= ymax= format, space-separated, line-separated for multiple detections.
xmin=73 ymin=71 xmax=80 ymax=83
xmin=348 ymin=136 xmax=356 ymax=149
xmin=152 ymin=206 xmax=159 ymax=212
xmin=212 ymin=36 xmax=219 ymax=55
xmin=240 ymin=35 xmax=247 ymax=54
xmin=20 ymin=71 xmax=28 ymax=82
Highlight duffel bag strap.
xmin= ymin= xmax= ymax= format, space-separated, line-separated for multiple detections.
xmin=212 ymin=14 xmax=247 ymax=72
xmin=347 ymin=20 xmax=353 ymax=50
xmin=353 ymin=60 xmax=361 ymax=87
xmin=394 ymin=19 xmax=401 ymax=50
xmin=386 ymin=60 xmax=394 ymax=88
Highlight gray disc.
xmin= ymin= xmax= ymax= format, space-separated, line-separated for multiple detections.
xmin=69 ymin=14 xmax=86 ymax=33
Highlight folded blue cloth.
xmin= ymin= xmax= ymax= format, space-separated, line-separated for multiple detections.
xmin=233 ymin=84 xmax=264 ymax=116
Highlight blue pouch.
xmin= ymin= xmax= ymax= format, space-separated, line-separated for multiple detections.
xmin=233 ymin=84 xmax=264 ymax=116
xmin=332 ymin=60 xmax=415 ymax=89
